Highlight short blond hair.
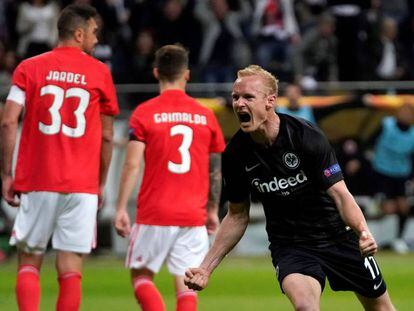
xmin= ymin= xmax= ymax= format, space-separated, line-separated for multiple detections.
xmin=237 ymin=65 xmax=279 ymax=96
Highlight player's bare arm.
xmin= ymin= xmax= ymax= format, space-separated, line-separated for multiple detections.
xmin=206 ymin=152 xmax=222 ymax=235
xmin=185 ymin=199 xmax=250 ymax=290
xmin=0 ymin=100 xmax=23 ymax=206
xmin=98 ymin=114 xmax=114 ymax=208
xmin=327 ymin=180 xmax=377 ymax=256
xmin=114 ymin=140 xmax=145 ymax=237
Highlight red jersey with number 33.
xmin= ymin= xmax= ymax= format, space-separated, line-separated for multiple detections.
xmin=11 ymin=47 xmax=119 ymax=194
xmin=129 ymin=90 xmax=226 ymax=226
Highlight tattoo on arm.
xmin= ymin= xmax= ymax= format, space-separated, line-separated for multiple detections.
xmin=208 ymin=153 xmax=222 ymax=206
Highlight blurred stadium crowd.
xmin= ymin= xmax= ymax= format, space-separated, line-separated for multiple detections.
xmin=1 ymin=0 xmax=414 ymax=93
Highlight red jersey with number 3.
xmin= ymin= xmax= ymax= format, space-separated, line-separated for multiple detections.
xmin=11 ymin=47 xmax=119 ymax=194
xmin=129 ymin=90 xmax=226 ymax=226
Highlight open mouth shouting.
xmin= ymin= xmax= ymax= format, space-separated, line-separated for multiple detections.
xmin=237 ymin=112 xmax=251 ymax=124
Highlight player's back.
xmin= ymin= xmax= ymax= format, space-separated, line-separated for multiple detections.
xmin=129 ymin=90 xmax=225 ymax=226
xmin=12 ymin=47 xmax=118 ymax=194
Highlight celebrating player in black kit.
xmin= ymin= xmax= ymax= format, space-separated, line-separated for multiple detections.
xmin=185 ymin=65 xmax=395 ymax=310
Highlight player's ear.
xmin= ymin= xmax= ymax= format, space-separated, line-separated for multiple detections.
xmin=266 ymin=94 xmax=276 ymax=109
xmin=153 ymin=68 xmax=159 ymax=80
xmin=73 ymin=27 xmax=84 ymax=43
xmin=184 ymin=69 xmax=190 ymax=81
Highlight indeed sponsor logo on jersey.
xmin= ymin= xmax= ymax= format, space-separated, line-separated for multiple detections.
xmin=323 ymin=163 xmax=341 ymax=177
xmin=154 ymin=112 xmax=207 ymax=125
xmin=251 ymin=170 xmax=308 ymax=194
xmin=46 ymin=70 xmax=87 ymax=85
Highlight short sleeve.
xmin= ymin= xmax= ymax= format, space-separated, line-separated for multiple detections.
xmin=129 ymin=108 xmax=146 ymax=142
xmin=99 ymin=66 xmax=119 ymax=116
xmin=12 ymin=62 xmax=27 ymax=91
xmin=304 ymin=127 xmax=343 ymax=190
xmin=222 ymin=146 xmax=250 ymax=203
xmin=208 ymin=111 xmax=226 ymax=153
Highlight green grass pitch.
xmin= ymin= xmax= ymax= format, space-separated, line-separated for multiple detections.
xmin=0 ymin=252 xmax=413 ymax=310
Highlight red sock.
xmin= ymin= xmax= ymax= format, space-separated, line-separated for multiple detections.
xmin=56 ymin=272 xmax=82 ymax=311
xmin=16 ymin=265 xmax=40 ymax=311
xmin=133 ymin=276 xmax=165 ymax=311
xmin=176 ymin=290 xmax=197 ymax=311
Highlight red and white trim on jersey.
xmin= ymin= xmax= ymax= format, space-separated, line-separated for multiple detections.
xmin=7 ymin=85 xmax=25 ymax=106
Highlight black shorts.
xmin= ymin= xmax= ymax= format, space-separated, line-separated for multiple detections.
xmin=270 ymin=232 xmax=387 ymax=298
xmin=374 ymin=170 xmax=408 ymax=199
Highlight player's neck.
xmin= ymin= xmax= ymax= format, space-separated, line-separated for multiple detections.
xmin=159 ymin=80 xmax=187 ymax=93
xmin=251 ymin=113 xmax=280 ymax=146
xmin=57 ymin=40 xmax=82 ymax=50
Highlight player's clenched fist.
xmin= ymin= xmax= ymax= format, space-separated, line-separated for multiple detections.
xmin=114 ymin=209 xmax=131 ymax=238
xmin=184 ymin=267 xmax=210 ymax=291
xmin=359 ymin=230 xmax=377 ymax=257
xmin=2 ymin=175 xmax=20 ymax=207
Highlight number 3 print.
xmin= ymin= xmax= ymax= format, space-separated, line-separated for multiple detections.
xmin=168 ymin=124 xmax=193 ymax=174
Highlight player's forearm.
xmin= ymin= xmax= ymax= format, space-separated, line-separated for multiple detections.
xmin=207 ymin=153 xmax=222 ymax=212
xmin=99 ymin=115 xmax=114 ymax=190
xmin=116 ymin=162 xmax=140 ymax=212
xmin=206 ymin=201 xmax=219 ymax=216
xmin=328 ymin=181 xmax=370 ymax=236
xmin=0 ymin=118 xmax=18 ymax=177
xmin=99 ymin=137 xmax=113 ymax=189
xmin=334 ymin=191 xmax=369 ymax=235
xmin=200 ymin=208 xmax=249 ymax=274
xmin=337 ymin=194 xmax=369 ymax=236
xmin=116 ymin=141 xmax=145 ymax=212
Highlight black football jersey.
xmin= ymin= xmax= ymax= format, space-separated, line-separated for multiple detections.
xmin=223 ymin=113 xmax=349 ymax=247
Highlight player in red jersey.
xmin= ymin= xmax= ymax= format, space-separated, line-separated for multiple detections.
xmin=114 ymin=44 xmax=225 ymax=311
xmin=1 ymin=4 xmax=118 ymax=311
